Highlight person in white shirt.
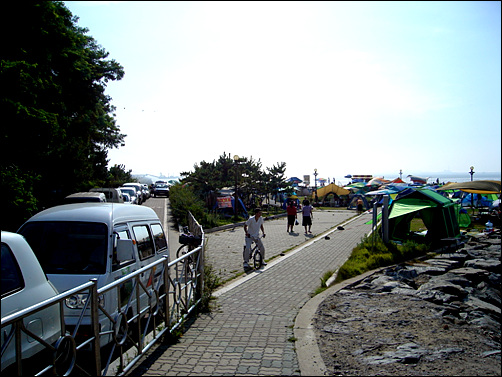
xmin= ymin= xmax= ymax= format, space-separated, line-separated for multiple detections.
xmin=243 ymin=208 xmax=266 ymax=269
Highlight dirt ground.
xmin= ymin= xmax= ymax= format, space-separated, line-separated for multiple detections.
xmin=314 ymin=288 xmax=501 ymax=376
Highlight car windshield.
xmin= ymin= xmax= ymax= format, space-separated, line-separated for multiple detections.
xmin=120 ymin=188 xmax=136 ymax=196
xmin=156 ymin=184 xmax=168 ymax=188
xmin=19 ymin=222 xmax=108 ymax=274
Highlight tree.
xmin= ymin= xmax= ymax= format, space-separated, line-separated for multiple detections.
xmin=107 ymin=164 xmax=134 ymax=188
xmin=266 ymin=162 xmax=292 ymax=202
xmin=180 ymin=152 xmax=291 ymax=208
xmin=1 ymin=1 xmax=125 ymax=229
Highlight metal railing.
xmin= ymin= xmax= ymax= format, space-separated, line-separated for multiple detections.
xmin=1 ymin=213 xmax=204 ymax=376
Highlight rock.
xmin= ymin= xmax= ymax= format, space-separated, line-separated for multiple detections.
xmin=464 ymin=296 xmax=501 ymax=317
xmin=314 ymin=232 xmax=501 ymax=376
xmin=449 ymin=267 xmax=490 ymax=282
xmin=464 ymin=258 xmax=501 ymax=272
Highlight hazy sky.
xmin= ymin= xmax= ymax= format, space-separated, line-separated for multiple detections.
xmin=64 ymin=1 xmax=501 ymax=181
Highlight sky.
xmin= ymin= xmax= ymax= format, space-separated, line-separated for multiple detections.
xmin=64 ymin=1 xmax=501 ymax=183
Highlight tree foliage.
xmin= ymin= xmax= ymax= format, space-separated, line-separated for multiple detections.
xmin=180 ymin=152 xmax=292 ymax=206
xmin=1 ymin=1 xmax=126 ymax=230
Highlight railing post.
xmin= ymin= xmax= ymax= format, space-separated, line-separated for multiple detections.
xmin=163 ymin=255 xmax=170 ymax=328
xmin=89 ymin=278 xmax=102 ymax=376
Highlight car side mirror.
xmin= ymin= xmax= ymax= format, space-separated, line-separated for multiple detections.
xmin=116 ymin=239 xmax=135 ymax=262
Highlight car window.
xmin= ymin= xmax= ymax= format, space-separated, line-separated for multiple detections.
xmin=151 ymin=224 xmax=167 ymax=253
xmin=132 ymin=225 xmax=155 ymax=260
xmin=112 ymin=229 xmax=135 ymax=271
xmin=1 ymin=243 xmax=24 ymax=297
xmin=19 ymin=222 xmax=108 ymax=275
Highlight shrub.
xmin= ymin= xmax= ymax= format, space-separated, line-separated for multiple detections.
xmin=169 ymin=183 xmax=206 ymax=227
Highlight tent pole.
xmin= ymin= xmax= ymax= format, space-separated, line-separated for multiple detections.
xmin=382 ymin=196 xmax=390 ymax=243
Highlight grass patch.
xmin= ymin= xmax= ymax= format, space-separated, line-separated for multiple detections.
xmin=312 ymin=269 xmax=336 ymax=296
xmin=334 ymin=233 xmax=430 ymax=284
xmin=198 ymin=261 xmax=222 ymax=313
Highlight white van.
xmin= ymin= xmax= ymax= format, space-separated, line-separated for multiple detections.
xmin=90 ymin=188 xmax=124 ymax=203
xmin=17 ymin=203 xmax=169 ymax=347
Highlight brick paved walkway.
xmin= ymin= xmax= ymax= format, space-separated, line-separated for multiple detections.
xmin=128 ymin=209 xmax=374 ymax=376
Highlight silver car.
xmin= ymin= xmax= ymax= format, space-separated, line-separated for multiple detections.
xmin=1 ymin=231 xmax=62 ymax=371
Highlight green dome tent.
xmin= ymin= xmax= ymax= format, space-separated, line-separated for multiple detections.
xmin=388 ymin=188 xmax=460 ymax=245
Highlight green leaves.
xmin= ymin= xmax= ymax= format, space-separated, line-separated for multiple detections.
xmin=181 ymin=152 xmax=291 ymax=200
xmin=1 ymin=1 xmax=126 ymax=230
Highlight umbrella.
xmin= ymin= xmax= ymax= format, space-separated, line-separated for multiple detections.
xmin=289 ymin=177 xmax=302 ymax=183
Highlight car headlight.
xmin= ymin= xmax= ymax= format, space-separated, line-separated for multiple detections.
xmin=65 ymin=294 xmax=104 ymax=309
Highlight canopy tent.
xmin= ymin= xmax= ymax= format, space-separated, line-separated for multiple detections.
xmin=367 ymin=177 xmax=390 ymax=186
xmin=345 ymin=182 xmax=367 ymax=189
xmin=436 ymin=180 xmax=501 ymax=194
xmin=315 ymin=183 xmax=350 ymax=198
xmin=317 ymin=178 xmax=327 ymax=186
xmin=365 ymin=187 xmax=401 ymax=196
xmin=388 ymin=188 xmax=460 ymax=245
xmin=344 ymin=182 xmax=370 ymax=195
xmin=407 ymin=175 xmax=429 ymax=184
xmin=390 ymin=177 xmax=405 ymax=184
xmin=288 ymin=177 xmax=302 ymax=184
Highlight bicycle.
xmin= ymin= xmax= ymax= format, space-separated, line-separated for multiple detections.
xmin=176 ymin=227 xmax=202 ymax=277
xmin=243 ymin=235 xmax=264 ymax=269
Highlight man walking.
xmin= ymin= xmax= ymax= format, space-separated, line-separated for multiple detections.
xmin=243 ymin=208 xmax=266 ymax=269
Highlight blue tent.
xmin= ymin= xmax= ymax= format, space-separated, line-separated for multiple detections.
xmin=461 ymin=193 xmax=494 ymax=207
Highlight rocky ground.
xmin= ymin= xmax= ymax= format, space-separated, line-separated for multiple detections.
xmin=313 ymin=231 xmax=501 ymax=376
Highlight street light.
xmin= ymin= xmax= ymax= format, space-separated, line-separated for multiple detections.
xmin=233 ymin=155 xmax=240 ymax=218
xmin=469 ymin=166 xmax=475 ymax=209
xmin=313 ymin=168 xmax=318 ymax=204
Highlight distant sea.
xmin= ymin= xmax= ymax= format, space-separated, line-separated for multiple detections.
xmin=333 ymin=172 xmax=501 ymax=187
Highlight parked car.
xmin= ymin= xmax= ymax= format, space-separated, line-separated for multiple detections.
xmin=141 ymin=184 xmax=151 ymax=200
xmin=17 ymin=203 xmax=169 ymax=348
xmin=1 ymin=231 xmax=61 ymax=372
xmin=152 ymin=183 xmax=169 ymax=198
xmin=90 ymin=188 xmax=124 ymax=203
xmin=64 ymin=192 xmax=106 ymax=203
xmin=118 ymin=187 xmax=138 ymax=205
xmin=121 ymin=183 xmax=144 ymax=204
xmin=121 ymin=192 xmax=132 ymax=204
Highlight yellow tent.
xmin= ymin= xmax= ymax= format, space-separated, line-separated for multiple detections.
xmin=315 ymin=183 xmax=350 ymax=198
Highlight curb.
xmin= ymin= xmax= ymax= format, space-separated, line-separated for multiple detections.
xmin=293 ymin=266 xmax=387 ymax=376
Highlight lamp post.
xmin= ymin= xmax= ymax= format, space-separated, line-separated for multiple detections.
xmin=469 ymin=166 xmax=475 ymax=209
xmin=469 ymin=166 xmax=475 ymax=181
xmin=399 ymin=169 xmax=402 ymax=180
xmin=313 ymin=168 xmax=318 ymax=204
xmin=233 ymin=155 xmax=240 ymax=218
